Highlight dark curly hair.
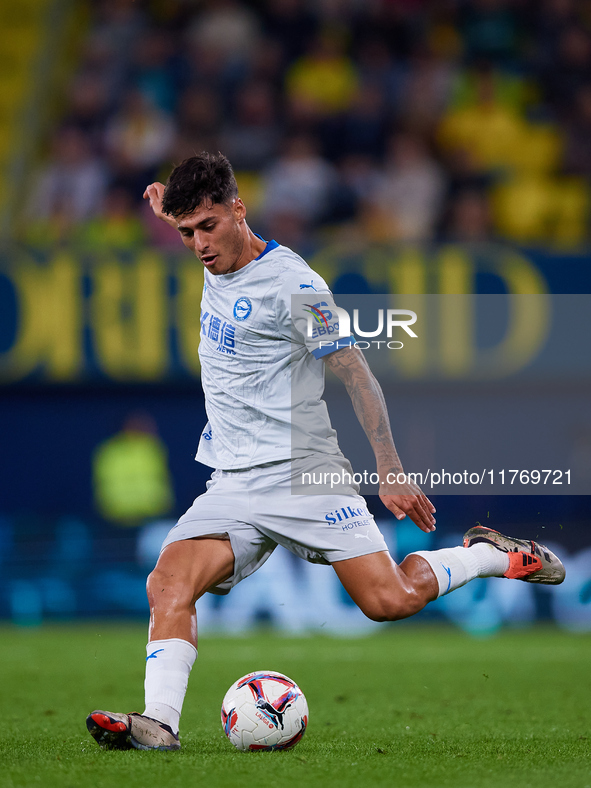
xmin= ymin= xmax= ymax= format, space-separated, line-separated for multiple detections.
xmin=161 ymin=152 xmax=238 ymax=218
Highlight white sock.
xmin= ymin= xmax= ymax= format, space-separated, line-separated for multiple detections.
xmin=143 ymin=638 xmax=197 ymax=735
xmin=411 ymin=544 xmax=509 ymax=598
xmin=468 ymin=542 xmax=510 ymax=577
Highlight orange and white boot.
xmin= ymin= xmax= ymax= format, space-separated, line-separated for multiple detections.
xmin=463 ymin=526 xmax=565 ymax=584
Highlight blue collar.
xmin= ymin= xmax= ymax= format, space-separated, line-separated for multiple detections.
xmin=253 ymin=234 xmax=279 ymax=260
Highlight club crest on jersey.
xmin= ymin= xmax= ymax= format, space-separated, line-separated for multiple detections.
xmin=233 ymin=297 xmax=252 ymax=321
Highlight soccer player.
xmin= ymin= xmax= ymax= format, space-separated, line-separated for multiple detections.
xmin=86 ymin=153 xmax=565 ymax=751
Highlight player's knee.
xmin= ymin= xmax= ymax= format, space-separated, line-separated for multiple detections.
xmin=146 ymin=566 xmax=194 ymax=611
xmin=360 ymin=589 xmax=422 ymax=622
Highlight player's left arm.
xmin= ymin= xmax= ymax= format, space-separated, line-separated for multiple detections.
xmin=324 ymin=345 xmax=436 ymax=533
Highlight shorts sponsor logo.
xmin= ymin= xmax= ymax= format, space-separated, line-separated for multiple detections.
xmin=324 ymin=506 xmax=371 ymax=525
xmin=341 ymin=518 xmax=374 ymax=531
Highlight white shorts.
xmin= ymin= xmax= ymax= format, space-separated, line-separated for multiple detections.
xmin=161 ymin=460 xmax=388 ymax=594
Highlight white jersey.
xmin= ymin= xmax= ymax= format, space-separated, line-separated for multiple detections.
xmin=196 ymin=240 xmax=349 ymax=470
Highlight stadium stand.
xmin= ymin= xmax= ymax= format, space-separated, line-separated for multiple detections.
xmin=16 ymin=0 xmax=591 ymax=248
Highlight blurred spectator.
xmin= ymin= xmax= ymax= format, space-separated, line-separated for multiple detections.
xmin=92 ymin=412 xmax=174 ymax=526
xmin=105 ymin=90 xmax=176 ymax=194
xmin=366 ymin=133 xmax=446 ymax=241
xmin=20 ymin=0 xmax=591 ymax=248
xmin=425 ymin=3 xmax=463 ymax=62
xmin=285 ymin=31 xmax=359 ymax=117
xmin=76 ymin=187 xmax=147 ymax=249
xmin=564 ymin=85 xmax=591 ymax=175
xmin=492 ymin=173 xmax=589 ymax=245
xmin=445 ymin=147 xmax=493 ymax=199
xmin=438 ymin=66 xmax=530 ymax=173
xmin=450 ymin=63 xmax=532 ymax=115
xmin=130 ymin=30 xmax=180 ymax=114
xmin=262 ymin=134 xmax=337 ymax=229
xmin=84 ymin=0 xmax=146 ymax=104
xmin=26 ymin=126 xmax=107 ymax=241
xmin=460 ymin=0 xmax=520 ymax=65
xmin=175 ymin=86 xmax=222 ymax=154
xmin=189 ymin=0 xmax=260 ymax=63
xmin=354 ymin=36 xmax=401 ymax=108
xmin=184 ymin=0 xmax=260 ymax=99
xmin=262 ymin=0 xmax=318 ymax=65
xmin=397 ymin=42 xmax=457 ymax=133
xmin=93 ymin=0 xmax=146 ymax=51
xmin=328 ymin=154 xmax=383 ymax=227
xmin=220 ymin=81 xmax=281 ymax=171
xmin=248 ymin=38 xmax=287 ymax=90
xmin=338 ymin=154 xmax=383 ymax=204
xmin=351 ymin=1 xmax=420 ymax=60
xmin=543 ymin=26 xmax=591 ymax=115
xmin=62 ymin=74 xmax=110 ymax=152
xmin=534 ymin=0 xmax=578 ymax=72
xmin=442 ymin=189 xmax=493 ymax=242
xmin=322 ymin=83 xmax=389 ymax=161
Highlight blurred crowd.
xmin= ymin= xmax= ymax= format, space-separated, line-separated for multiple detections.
xmin=22 ymin=0 xmax=591 ymax=250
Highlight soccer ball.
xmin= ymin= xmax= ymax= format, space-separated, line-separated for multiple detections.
xmin=221 ymin=670 xmax=308 ymax=751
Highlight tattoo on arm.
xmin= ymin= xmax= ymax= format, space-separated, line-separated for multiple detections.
xmin=324 ymin=347 xmax=403 ymax=474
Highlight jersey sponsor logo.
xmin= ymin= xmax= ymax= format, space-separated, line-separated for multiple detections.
xmin=233 ymin=297 xmax=252 ymax=321
xmin=201 ymin=311 xmax=236 ymax=355
xmin=324 ymin=505 xmax=371 ymax=524
xmin=304 ymin=301 xmax=345 ymax=339
xmin=304 ymin=302 xmax=331 ymax=328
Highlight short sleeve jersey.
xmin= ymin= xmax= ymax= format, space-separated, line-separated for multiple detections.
xmin=196 ymin=240 xmax=350 ymax=470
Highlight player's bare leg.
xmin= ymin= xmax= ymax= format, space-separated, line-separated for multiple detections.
xmin=333 ymin=551 xmax=439 ymax=621
xmin=87 ymin=537 xmax=234 ymax=750
xmin=147 ymin=538 xmax=235 ymax=645
xmin=334 ymin=528 xmax=565 ymax=622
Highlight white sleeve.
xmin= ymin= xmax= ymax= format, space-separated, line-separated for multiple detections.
xmin=275 ymin=271 xmax=356 ymax=359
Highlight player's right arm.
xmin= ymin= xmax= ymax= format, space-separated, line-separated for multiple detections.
xmin=276 ymin=272 xmax=435 ymax=532
xmin=143 ymin=182 xmax=178 ymax=229
xmin=324 ymin=345 xmax=436 ymax=533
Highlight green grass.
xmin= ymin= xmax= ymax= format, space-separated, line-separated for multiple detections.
xmin=0 ymin=625 xmax=589 ymax=788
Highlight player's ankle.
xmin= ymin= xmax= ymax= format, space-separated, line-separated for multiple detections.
xmin=468 ymin=542 xmax=510 ymax=577
xmin=143 ymin=703 xmax=180 ymax=735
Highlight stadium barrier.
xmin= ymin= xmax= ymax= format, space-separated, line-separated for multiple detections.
xmin=1 ymin=517 xmax=589 ymax=634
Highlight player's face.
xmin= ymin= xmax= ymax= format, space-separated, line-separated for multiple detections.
xmin=176 ymin=199 xmax=248 ymax=275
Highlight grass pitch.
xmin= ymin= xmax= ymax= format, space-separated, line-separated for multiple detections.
xmin=0 ymin=625 xmax=589 ymax=788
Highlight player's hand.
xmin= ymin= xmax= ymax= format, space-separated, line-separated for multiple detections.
xmin=378 ymin=471 xmax=436 ymax=533
xmin=380 ymin=493 xmax=436 ymax=533
xmin=143 ymin=182 xmax=178 ymax=229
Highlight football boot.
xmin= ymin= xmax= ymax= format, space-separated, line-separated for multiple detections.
xmin=86 ymin=710 xmax=180 ymax=751
xmin=463 ymin=525 xmax=565 ymax=584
